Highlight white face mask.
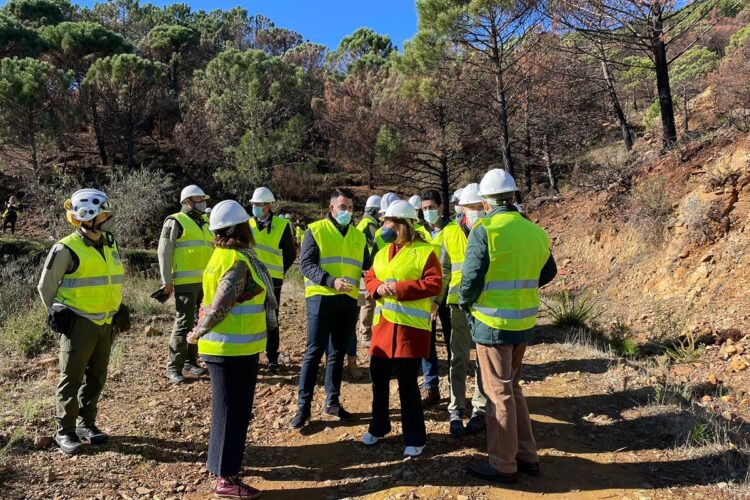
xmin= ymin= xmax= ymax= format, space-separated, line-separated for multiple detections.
xmin=193 ymin=201 xmax=208 ymax=213
xmin=465 ymin=210 xmax=485 ymax=227
xmin=424 ymin=209 xmax=439 ymax=225
xmin=454 ymin=205 xmax=462 ymax=215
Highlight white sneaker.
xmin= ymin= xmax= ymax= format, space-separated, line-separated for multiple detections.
xmin=403 ymin=445 xmax=424 ymax=457
xmin=362 ymin=432 xmax=381 ymax=446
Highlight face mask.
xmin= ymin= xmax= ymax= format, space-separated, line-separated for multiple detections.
xmin=380 ymin=227 xmax=397 ymax=243
xmin=193 ymin=201 xmax=207 ymax=213
xmin=423 ymin=209 xmax=439 ymax=225
xmin=465 ymin=210 xmax=485 ymax=227
xmin=335 ymin=210 xmax=352 ymax=226
xmin=454 ymin=205 xmax=462 ymax=215
xmin=99 ymin=216 xmax=117 ymax=233
xmin=252 ymin=206 xmax=264 ymax=218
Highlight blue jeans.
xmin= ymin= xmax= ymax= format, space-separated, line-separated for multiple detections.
xmin=421 ymin=300 xmax=452 ymax=390
xmin=328 ymin=311 xmax=358 ymax=357
xmin=297 ymin=295 xmax=358 ymax=411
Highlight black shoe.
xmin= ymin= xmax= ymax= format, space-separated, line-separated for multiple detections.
xmin=465 ymin=412 xmax=486 ymax=434
xmin=464 ymin=462 xmax=518 ymax=484
xmin=55 ymin=433 xmax=83 ymax=455
xmin=517 ymin=460 xmax=540 ymax=476
xmin=184 ymin=362 xmax=205 ymax=376
xmin=267 ymin=362 xmax=279 ymax=375
xmin=76 ymin=425 xmax=108 ymax=444
xmin=323 ymin=403 xmax=354 ymax=421
xmin=290 ymin=409 xmax=310 ymax=429
xmin=166 ymin=371 xmax=185 ymax=384
xmin=450 ymin=418 xmax=465 ymax=438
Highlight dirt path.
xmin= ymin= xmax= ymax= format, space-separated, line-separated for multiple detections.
xmin=1 ymin=284 xmax=746 ymax=499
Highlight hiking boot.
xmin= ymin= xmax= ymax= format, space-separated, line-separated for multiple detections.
xmin=323 ymin=403 xmax=354 ymax=421
xmin=76 ymin=425 xmax=108 ymax=444
xmin=449 ymin=413 xmax=465 ymax=438
xmin=465 ymin=412 xmax=486 ymax=434
xmin=290 ymin=409 xmax=310 ymax=429
xmin=267 ymin=362 xmax=280 ymax=375
xmin=345 ymin=356 xmax=364 ymax=378
xmin=184 ymin=362 xmax=205 ymax=376
xmin=464 ymin=462 xmax=518 ymax=484
xmin=517 ymin=459 xmax=540 ymax=476
xmin=166 ymin=371 xmax=184 ymax=384
xmin=215 ymin=476 xmax=262 ymax=499
xmin=55 ymin=432 xmax=83 ymax=455
xmin=421 ymin=387 xmax=440 ymax=407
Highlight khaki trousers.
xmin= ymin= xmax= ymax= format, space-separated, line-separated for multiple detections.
xmin=476 ymin=342 xmax=538 ymax=474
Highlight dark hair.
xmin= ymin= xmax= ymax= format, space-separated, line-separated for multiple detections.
xmin=420 ymin=189 xmax=442 ymax=206
xmin=214 ymin=222 xmax=255 ymax=249
xmin=331 ymin=188 xmax=355 ymax=202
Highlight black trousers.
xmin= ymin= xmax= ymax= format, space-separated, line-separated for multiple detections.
xmin=369 ymin=356 xmax=426 ymax=447
xmin=297 ymin=294 xmax=358 ymax=410
xmin=266 ymin=281 xmax=283 ymax=364
xmin=206 ymin=355 xmax=259 ymax=477
xmin=2 ymin=217 xmax=15 ymax=234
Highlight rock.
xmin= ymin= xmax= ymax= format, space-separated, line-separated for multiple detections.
xmin=701 ymin=395 xmax=713 ymax=403
xmin=720 ymin=395 xmax=736 ymax=404
xmin=707 ymin=373 xmax=719 ymax=386
xmin=700 ymin=251 xmax=714 ymax=263
xmin=135 ymin=487 xmax=152 ymax=495
xmin=722 ymin=345 xmax=738 ymax=356
xmin=740 ymin=398 xmax=750 ymax=407
xmin=672 ymin=365 xmax=692 ymax=377
xmin=34 ymin=435 xmax=53 ymax=449
xmin=729 ymin=355 xmax=749 ymax=372
xmin=678 ymin=249 xmax=690 ymax=259
xmin=144 ymin=326 xmax=162 ymax=337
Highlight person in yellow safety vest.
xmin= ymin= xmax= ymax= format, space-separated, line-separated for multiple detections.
xmin=37 ymin=189 xmax=125 ymax=455
xmin=295 ymin=221 xmax=305 ymax=248
xmin=158 ymin=185 xmax=214 ymax=384
xmin=248 ymin=187 xmax=297 ymax=374
xmin=461 ymin=169 xmax=557 ymax=484
xmin=362 ymin=200 xmax=442 ymax=458
xmin=415 ymin=189 xmax=454 ymax=408
xmin=372 ymin=192 xmax=400 ymax=254
xmin=408 ymin=194 xmax=424 ymax=225
xmin=450 ymin=188 xmax=464 ymax=222
xmin=187 ymin=200 xmax=276 ymax=500
xmin=291 ymin=188 xmax=372 ymax=430
xmin=2 ymin=195 xmax=22 ymax=235
xmin=439 ymin=183 xmax=488 ymax=437
xmin=355 ymin=194 xmax=382 ymax=352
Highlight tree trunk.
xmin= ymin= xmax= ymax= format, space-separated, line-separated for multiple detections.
xmin=632 ymin=90 xmax=639 ymax=112
xmin=30 ymin=133 xmax=38 ymax=175
xmin=367 ymin=165 xmax=375 ymax=189
xmin=89 ymin=97 xmax=108 ymax=166
xmin=126 ymin=115 xmax=135 ymax=169
xmin=523 ymin=105 xmax=533 ymax=193
xmin=493 ymin=61 xmax=515 ymax=177
xmin=440 ymin=157 xmax=451 ymax=219
xmin=599 ymin=52 xmax=633 ymax=151
xmin=682 ymin=85 xmax=689 ymax=135
xmin=542 ymin=134 xmax=558 ymax=194
xmin=652 ymin=12 xmax=678 ymax=149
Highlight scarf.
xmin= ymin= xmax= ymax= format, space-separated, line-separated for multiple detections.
xmin=240 ymin=247 xmax=279 ymax=330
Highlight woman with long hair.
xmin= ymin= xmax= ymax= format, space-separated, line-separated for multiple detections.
xmin=362 ymin=200 xmax=442 ymax=457
xmin=188 ymin=200 xmax=277 ymax=499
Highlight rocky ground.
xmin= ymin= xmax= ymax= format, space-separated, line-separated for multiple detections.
xmin=1 ymin=280 xmax=748 ymax=500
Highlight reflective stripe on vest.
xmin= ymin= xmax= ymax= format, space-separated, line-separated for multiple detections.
xmin=249 ymin=216 xmax=290 ymax=280
xmin=171 ymin=212 xmax=213 ymax=286
xmin=442 ymin=223 xmax=468 ymax=305
xmin=198 ymin=248 xmax=267 ymax=357
xmin=372 ymin=241 xmax=434 ymax=331
xmin=304 ymin=218 xmax=366 ymax=300
xmin=469 ymin=212 xmax=550 ymax=332
xmin=54 ymin=232 xmax=124 ymax=326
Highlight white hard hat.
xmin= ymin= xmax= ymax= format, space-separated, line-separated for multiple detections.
xmin=479 ymin=168 xmax=518 ymax=196
xmin=379 ymin=192 xmax=400 ymax=213
xmin=250 ymin=187 xmax=275 ymax=204
xmin=384 ymin=200 xmax=419 ymax=220
xmin=209 ymin=200 xmax=250 ymax=231
xmin=69 ymin=189 xmax=111 ymax=222
xmin=451 ymin=188 xmax=464 ymax=204
xmin=459 ymin=183 xmax=483 ymax=206
xmin=365 ymin=195 xmax=382 ymax=209
xmin=408 ymin=195 xmax=422 ymax=211
xmin=180 ymin=185 xmax=209 ymax=203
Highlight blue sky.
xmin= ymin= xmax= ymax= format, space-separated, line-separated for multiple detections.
xmin=74 ymin=0 xmax=419 ymax=49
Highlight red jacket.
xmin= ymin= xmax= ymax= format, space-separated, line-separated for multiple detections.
xmin=365 ymin=243 xmax=442 ymax=359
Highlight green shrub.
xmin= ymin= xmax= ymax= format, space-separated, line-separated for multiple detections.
xmin=687 ymin=422 xmax=712 ymax=446
xmin=0 ymin=301 xmax=54 ymax=358
xmin=663 ymin=331 xmax=705 ymax=364
xmin=541 ymin=290 xmax=597 ymax=329
xmin=608 ymin=320 xmax=639 ymax=357
xmin=122 ymin=274 xmax=173 ymax=319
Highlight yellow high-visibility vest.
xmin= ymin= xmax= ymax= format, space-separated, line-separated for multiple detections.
xmin=304 ymin=218 xmax=366 ymax=300
xmin=249 ymin=216 xmax=290 ymax=280
xmin=199 ymin=248 xmax=267 ymax=356
xmin=170 ymin=211 xmax=214 ymax=285
xmin=419 ymin=221 xmax=451 ymax=257
xmin=469 ymin=212 xmax=550 ymax=331
xmin=54 ymin=232 xmax=124 ymax=326
xmin=356 ymin=215 xmax=379 ymax=252
xmin=372 ymin=240 xmax=434 ymax=331
xmin=441 ymin=222 xmax=467 ymax=305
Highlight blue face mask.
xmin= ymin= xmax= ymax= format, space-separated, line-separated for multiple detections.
xmin=335 ymin=210 xmax=352 ymax=226
xmin=424 ymin=209 xmax=439 ymax=225
xmin=252 ymin=206 xmax=264 ymax=218
xmin=380 ymin=227 xmax=397 ymax=243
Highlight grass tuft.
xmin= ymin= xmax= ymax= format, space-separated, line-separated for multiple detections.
xmin=541 ymin=290 xmax=598 ymax=329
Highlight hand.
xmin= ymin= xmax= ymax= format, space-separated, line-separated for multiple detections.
xmin=187 ymin=331 xmax=198 ymax=344
xmin=162 ymin=284 xmax=174 ymax=298
xmin=333 ymin=278 xmax=353 ymax=292
xmin=431 ymin=302 xmax=439 ymax=321
xmin=377 ymin=282 xmax=397 ymax=297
